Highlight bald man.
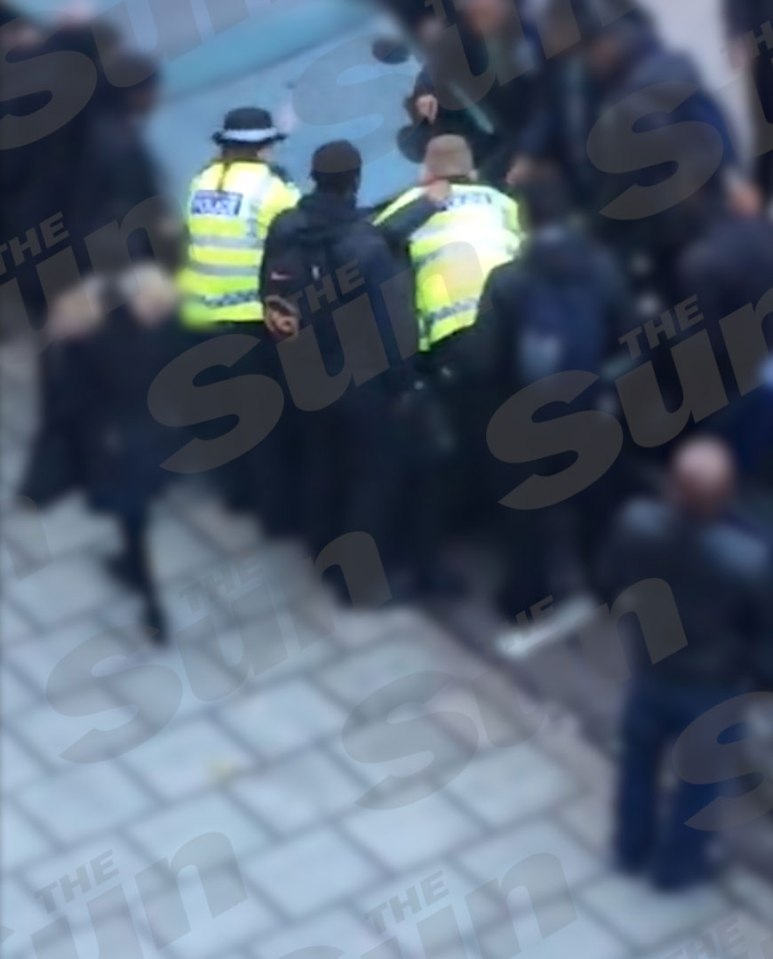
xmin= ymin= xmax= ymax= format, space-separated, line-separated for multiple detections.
xmin=600 ymin=436 xmax=773 ymax=889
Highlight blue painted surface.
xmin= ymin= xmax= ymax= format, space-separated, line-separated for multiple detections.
xmin=17 ymin=0 xmax=421 ymax=205
xmin=150 ymin=15 xmax=420 ymax=207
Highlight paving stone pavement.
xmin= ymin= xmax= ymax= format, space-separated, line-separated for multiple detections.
xmin=3 ymin=336 xmax=773 ymax=959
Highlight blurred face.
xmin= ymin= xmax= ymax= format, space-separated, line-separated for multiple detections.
xmin=585 ymin=33 xmax=624 ymax=81
xmin=461 ymin=0 xmax=514 ymax=38
xmin=670 ymin=441 xmax=737 ymax=519
xmin=0 ymin=20 xmax=42 ymax=52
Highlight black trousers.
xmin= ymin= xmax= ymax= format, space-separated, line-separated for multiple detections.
xmin=301 ymin=384 xmax=402 ymax=594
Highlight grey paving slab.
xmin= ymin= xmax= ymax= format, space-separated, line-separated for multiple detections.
xmin=219 ymin=613 xmax=341 ymax=689
xmin=343 ymin=790 xmax=482 ymax=874
xmin=722 ymin=866 xmax=773 ymax=925
xmin=333 ymin=607 xmax=426 ymax=650
xmin=473 ymin=901 xmax=632 ymax=959
xmin=137 ymin=863 xmax=276 ymax=959
xmin=2 ymin=804 xmax=51 ymax=872
xmin=147 ymin=513 xmax=220 ymax=584
xmin=4 ymin=618 xmax=107 ymax=699
xmin=17 ymin=764 xmax=152 ymax=844
xmin=557 ymin=788 xmax=614 ymax=857
xmin=230 ymin=748 xmax=364 ymax=836
xmin=138 ymin=632 xmax=251 ymax=721
xmin=191 ymin=606 xmax=306 ymax=672
xmin=22 ymin=837 xmax=149 ymax=913
xmin=7 ymin=553 xmax=122 ymax=628
xmin=173 ymin=496 xmax=263 ymax=554
xmin=1 ymin=878 xmax=57 ymax=959
xmin=0 ymin=598 xmax=37 ymax=645
xmin=637 ymin=909 xmax=773 ymax=959
xmin=15 ymin=682 xmax=134 ymax=769
xmin=122 ymin=718 xmax=255 ymax=800
xmin=217 ymin=678 xmax=347 ymax=760
xmin=456 ymin=819 xmax=605 ymax=907
xmin=252 ymin=905 xmax=400 ymax=959
xmin=2 ymin=731 xmax=44 ymax=793
xmin=5 ymin=494 xmax=120 ymax=565
xmin=1 ymin=665 xmax=35 ymax=716
xmin=333 ymin=712 xmax=471 ymax=794
xmin=317 ymin=633 xmax=473 ymax=716
xmin=445 ymin=742 xmax=580 ymax=829
xmin=130 ymin=793 xmax=270 ymax=872
xmin=242 ymin=826 xmax=382 ymax=919
xmin=356 ymin=861 xmax=504 ymax=955
xmin=580 ymin=873 xmax=730 ymax=951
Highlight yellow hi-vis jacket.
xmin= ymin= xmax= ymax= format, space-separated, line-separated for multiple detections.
xmin=178 ymin=159 xmax=299 ymax=327
xmin=375 ymin=183 xmax=522 ymax=352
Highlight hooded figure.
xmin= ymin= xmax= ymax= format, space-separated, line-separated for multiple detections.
xmin=259 ymin=141 xmax=416 ymax=597
xmin=20 ymin=264 xmax=186 ymax=639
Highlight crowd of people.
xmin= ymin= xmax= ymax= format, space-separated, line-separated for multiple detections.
xmin=3 ymin=0 xmax=773 ymax=891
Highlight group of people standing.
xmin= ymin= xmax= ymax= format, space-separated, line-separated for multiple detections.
xmin=4 ymin=0 xmax=773 ymax=891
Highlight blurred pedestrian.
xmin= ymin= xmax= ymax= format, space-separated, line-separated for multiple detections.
xmin=375 ymin=134 xmax=523 ymax=592
xmin=2 ymin=15 xmax=123 ymax=317
xmin=72 ymin=50 xmax=172 ymax=269
xmin=578 ymin=0 xmax=755 ymax=294
xmin=724 ymin=0 xmax=773 ymax=200
xmin=600 ymin=437 xmax=773 ymax=888
xmin=260 ymin=140 xmax=417 ymax=600
xmin=482 ymin=165 xmax=633 ymax=626
xmin=177 ymin=107 xmax=299 ymax=514
xmin=676 ymin=182 xmax=773 ymax=477
xmin=400 ymin=0 xmax=546 ymax=183
xmin=20 ymin=263 xmax=185 ymax=640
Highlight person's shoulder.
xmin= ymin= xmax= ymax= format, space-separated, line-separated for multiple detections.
xmin=375 ymin=186 xmax=425 ymax=221
xmin=266 ymin=203 xmax=306 ymax=237
xmin=267 ymin=163 xmax=295 ymax=186
xmin=266 ymin=162 xmax=296 ymax=187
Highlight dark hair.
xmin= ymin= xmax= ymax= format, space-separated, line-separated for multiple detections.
xmin=311 ymin=140 xmax=362 ymax=195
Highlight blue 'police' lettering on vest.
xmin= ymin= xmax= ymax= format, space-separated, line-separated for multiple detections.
xmin=191 ymin=191 xmax=243 ymax=217
xmin=443 ymin=192 xmax=495 ymax=210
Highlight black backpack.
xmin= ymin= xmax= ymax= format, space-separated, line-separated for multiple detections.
xmin=263 ymin=212 xmax=339 ymax=327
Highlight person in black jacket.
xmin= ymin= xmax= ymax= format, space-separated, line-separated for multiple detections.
xmin=482 ymin=167 xmax=633 ymax=623
xmin=399 ymin=0 xmax=546 ymax=184
xmin=675 ymin=190 xmax=773 ymax=477
xmin=600 ymin=436 xmax=773 ymax=888
xmin=724 ymin=0 xmax=773 ymax=199
xmin=20 ymin=265 xmax=186 ymax=640
xmin=260 ymin=141 xmax=418 ymax=600
xmin=512 ymin=0 xmax=756 ymax=302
